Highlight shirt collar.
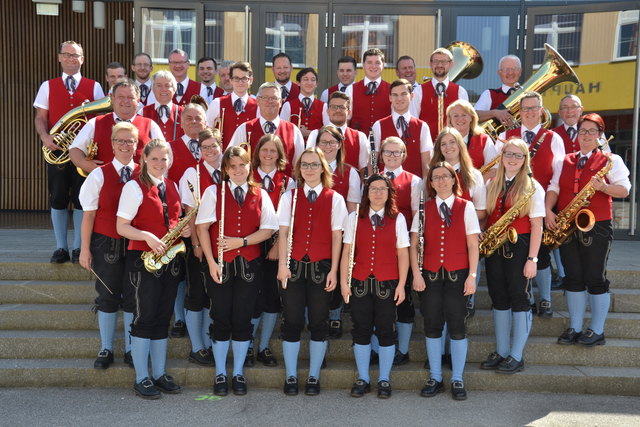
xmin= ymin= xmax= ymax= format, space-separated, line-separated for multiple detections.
xmin=259 ymin=116 xmax=280 ymax=128
xmin=136 ymin=79 xmax=151 ymax=87
xmin=369 ymin=207 xmax=385 ymax=218
xmin=521 ymin=124 xmax=542 ymax=135
xmin=304 ymin=183 xmax=323 ymax=195
xmin=113 ymin=112 xmax=135 ymax=122
xmin=451 ymin=162 xmax=461 ymax=172
xmin=258 ymin=167 xmax=276 ymax=179
xmin=564 ymin=123 xmax=577 ymax=132
xmin=228 ymin=180 xmax=249 ymax=193
xmin=276 ymin=81 xmax=292 ymax=91
xmin=501 ymin=83 xmax=515 ymax=94
xmin=62 ymin=72 xmax=81 ymax=82
xmin=112 ymin=158 xmax=134 ymax=173
xmin=231 ymin=92 xmax=249 ymax=103
xmin=383 ymin=166 xmax=404 ymax=175
xmin=299 ymin=93 xmax=315 ymax=101
xmin=178 ymin=77 xmax=190 ymax=88
xmin=328 ymin=160 xmax=337 ymax=172
xmin=391 ymin=110 xmax=412 ymax=122
xmin=364 ymin=76 xmax=382 ymax=86
xmin=150 ymin=174 xmax=163 ymax=186
xmin=202 ymin=161 xmax=217 ymax=175
xmin=431 ymin=78 xmax=450 ymax=89
xmin=436 ymin=194 xmax=455 ymax=209
xmin=154 ymin=101 xmax=172 ymax=109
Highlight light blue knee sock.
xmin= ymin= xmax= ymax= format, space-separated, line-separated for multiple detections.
xmin=72 ymin=209 xmax=83 ymax=250
xmin=440 ymin=323 xmax=449 ymax=355
xmin=396 ymin=321 xmax=413 ymax=355
xmin=131 ymin=336 xmax=150 ymax=383
xmin=308 ymin=340 xmax=328 ymax=379
xmin=566 ymin=290 xmax=587 ymax=332
xmin=589 ymin=293 xmax=610 ymax=335
xmin=259 ymin=312 xmax=278 ymax=352
xmin=426 ymin=337 xmax=442 ymax=382
xmin=450 ymin=338 xmax=468 ymax=383
xmin=123 ymin=312 xmax=133 ymax=352
xmin=370 ymin=333 xmax=380 ymax=354
xmin=493 ymin=308 xmax=512 ymax=358
xmin=249 ymin=317 xmax=260 ymax=349
xmin=511 ymin=311 xmax=532 ymax=361
xmin=185 ymin=309 xmax=204 ymax=352
xmin=97 ymin=311 xmax=117 ymax=351
xmin=535 ymin=266 xmax=552 ymax=302
xmin=353 ymin=343 xmax=371 ymax=383
xmin=212 ymin=340 xmax=230 ymax=376
xmin=51 ymin=208 xmax=69 ymax=250
xmin=329 ymin=306 xmax=342 ymax=321
xmin=552 ymin=249 xmax=565 ymax=277
xmin=282 ymin=340 xmax=300 ymax=378
xmin=232 ymin=340 xmax=251 ymax=376
xmin=201 ymin=309 xmax=212 ymax=348
xmin=150 ymin=338 xmax=168 ymax=379
xmin=378 ymin=345 xmax=395 ymax=382
xmin=173 ymin=281 xmax=186 ymax=323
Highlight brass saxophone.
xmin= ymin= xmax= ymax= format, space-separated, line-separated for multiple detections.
xmin=141 ymin=181 xmax=199 ymax=272
xmin=479 ymin=177 xmax=536 ymax=257
xmin=542 ymin=154 xmax=613 ymax=249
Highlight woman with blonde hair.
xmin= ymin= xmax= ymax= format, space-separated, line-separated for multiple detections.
xmin=446 ymin=99 xmax=496 ymax=170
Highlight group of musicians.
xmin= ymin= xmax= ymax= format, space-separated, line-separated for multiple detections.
xmin=34 ymin=41 xmax=631 ymax=401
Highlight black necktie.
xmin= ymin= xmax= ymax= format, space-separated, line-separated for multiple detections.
xmin=567 ymin=127 xmax=577 ymax=140
xmin=262 ymin=175 xmax=275 ymax=193
xmin=177 ymin=82 xmax=184 ymax=96
xmin=119 ymin=166 xmax=132 ymax=183
xmin=439 ymin=202 xmax=452 ymax=228
xmin=339 ymin=85 xmax=347 ymax=92
xmin=264 ymin=121 xmax=276 ymax=134
xmin=436 ymin=82 xmax=446 ymax=97
xmin=158 ymin=105 xmax=170 ymax=120
xmin=65 ymin=76 xmax=76 ymax=93
xmin=157 ymin=182 xmax=170 ymax=229
xmin=188 ymin=139 xmax=200 ymax=161
xmin=502 ymin=179 xmax=514 ymax=208
xmin=234 ymin=186 xmax=245 ymax=206
xmin=212 ymin=169 xmax=221 ymax=185
xmin=115 ymin=118 xmax=131 ymax=123
xmin=386 ymin=171 xmax=395 ymax=181
xmin=307 ymin=189 xmax=317 ymax=204
xmin=371 ymin=213 xmax=384 ymax=228
xmin=139 ymin=85 xmax=149 ymax=102
xmin=302 ymin=97 xmax=312 ymax=116
xmin=207 ymin=86 xmax=213 ymax=98
xmin=577 ymin=155 xmax=588 ymax=170
xmin=366 ymin=81 xmax=377 ymax=95
xmin=396 ymin=116 xmax=410 ymax=138
xmin=233 ymin=98 xmax=243 ymax=113
xmin=506 ymin=87 xmax=516 ymax=96
xmin=281 ymin=86 xmax=289 ymax=100
xmin=524 ymin=130 xmax=535 ymax=145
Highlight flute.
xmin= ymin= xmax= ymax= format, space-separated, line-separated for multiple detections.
xmin=282 ymin=187 xmax=299 ymax=290
xmin=345 ymin=204 xmax=361 ymax=304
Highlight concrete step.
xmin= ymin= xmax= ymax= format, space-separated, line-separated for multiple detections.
xmin=1 ymin=330 xmax=639 ymax=368
xmin=0 ymin=358 xmax=638 ymax=396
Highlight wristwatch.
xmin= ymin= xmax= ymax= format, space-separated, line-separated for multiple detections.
xmin=243 ymin=237 xmax=248 ymax=247
xmin=527 ymin=256 xmax=538 ymax=263
xmin=470 ymin=272 xmax=477 ymax=278
xmin=192 ymin=244 xmax=200 ymax=249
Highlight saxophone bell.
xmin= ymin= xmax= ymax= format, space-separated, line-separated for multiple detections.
xmin=575 ymin=208 xmax=596 ymax=233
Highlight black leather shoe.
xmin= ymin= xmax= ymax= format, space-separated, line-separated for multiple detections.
xmin=153 ymin=374 xmax=181 ymax=394
xmin=170 ymin=320 xmax=186 ymax=338
xmin=124 ymin=351 xmax=134 ymax=368
xmin=350 ymin=379 xmax=371 ymax=397
xmin=576 ymin=328 xmax=605 ymax=347
xmin=370 ymin=350 xmax=379 ymax=366
xmin=244 ymin=347 xmax=255 ymax=367
xmin=71 ymin=248 xmax=81 ymax=264
xmin=496 ymin=356 xmax=525 ymax=374
xmin=213 ymin=374 xmax=228 ymax=396
xmin=392 ymin=350 xmax=409 ymax=366
xmin=329 ymin=320 xmax=343 ymax=339
xmin=93 ymin=349 xmax=114 ymax=369
xmin=189 ymin=349 xmax=214 ymax=366
xmin=451 ymin=380 xmax=467 ymax=400
xmin=283 ymin=376 xmax=299 ymax=396
xmin=377 ymin=380 xmax=392 ymax=399
xmin=480 ymin=352 xmax=504 ymax=370
xmin=538 ymin=300 xmax=553 ymax=318
xmin=50 ymin=248 xmax=70 ymax=263
xmin=420 ymin=379 xmax=445 ymax=397
xmin=256 ymin=348 xmax=277 ymax=366
xmin=530 ymin=302 xmax=538 ymax=315
xmin=232 ymin=375 xmax=247 ymax=395
xmin=134 ymin=377 xmax=161 ymax=399
xmin=557 ymin=328 xmax=582 ymax=345
xmin=305 ymin=377 xmax=320 ymax=396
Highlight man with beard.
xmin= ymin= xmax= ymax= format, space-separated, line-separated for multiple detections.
xmin=272 ymin=53 xmax=300 ymax=104
xmin=198 ymin=56 xmax=224 ymax=105
xmin=131 ymin=52 xmax=153 ymax=107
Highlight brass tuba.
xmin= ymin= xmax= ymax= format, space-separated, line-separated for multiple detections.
xmin=480 ymin=43 xmax=580 ymax=137
xmin=42 ymin=96 xmax=113 ymax=166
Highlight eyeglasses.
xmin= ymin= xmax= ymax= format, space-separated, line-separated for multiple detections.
xmin=318 ymin=140 xmax=339 ymax=147
xmin=258 ymin=96 xmax=280 ymax=102
xmin=431 ymin=174 xmax=453 ymax=182
xmin=559 ymin=106 xmax=581 ymax=111
xmin=169 ymin=60 xmax=189 ymax=65
xmin=431 ymin=60 xmax=451 ymax=65
xmin=300 ymin=162 xmax=322 ymax=170
xmin=382 ymin=150 xmax=403 ymax=157
xmin=60 ymin=52 xmax=82 ymax=59
xmin=113 ymin=138 xmax=137 ymax=146
xmin=369 ymin=186 xmax=388 ymax=193
xmin=503 ymin=151 xmax=525 ymax=160
xmin=232 ymin=77 xmax=251 ymax=83
xmin=201 ymin=144 xmax=220 ymax=151
xmin=328 ymin=105 xmax=348 ymax=111
xmin=578 ymin=128 xmax=600 ymax=135
xmin=498 ymin=67 xmax=520 ymax=73
xmin=521 ymin=106 xmax=541 ymax=113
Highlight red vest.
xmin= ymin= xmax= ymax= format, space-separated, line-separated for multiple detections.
xmin=93 ymin=163 xmax=141 ymax=239
xmin=168 ymin=138 xmax=199 ymax=184
xmin=343 ymin=127 xmax=362 ymax=168
xmin=199 ymin=165 xmax=216 ymax=198
xmin=93 ymin=114 xmax=153 ymax=163
xmin=350 ymin=79 xmax=391 ymax=132
xmin=378 ymin=115 xmax=424 ymax=177
xmin=327 ymin=84 xmax=339 ymax=97
xmin=252 ymin=169 xmax=290 ymax=208
xmin=286 ymin=96 xmax=325 ymax=137
xmin=208 ymin=183 xmax=262 ymax=262
xmin=47 ymin=77 xmax=99 ymax=129
xmin=424 ymin=198 xmax=469 ymax=271
xmin=142 ymin=103 xmax=184 ymax=142
xmin=129 ymin=178 xmax=182 ymax=251
xmin=352 ymin=214 xmax=399 ymax=281
xmin=291 ymin=188 xmax=334 ymax=262
xmin=332 ymin=164 xmax=353 ymax=201
xmin=553 ymin=125 xmax=579 ymax=154
xmin=489 ymin=88 xmax=510 ymax=110
xmin=245 ymin=118 xmax=297 ymax=176
xmin=205 ymin=85 xmax=224 ymax=101
xmin=419 ymin=81 xmax=461 ymax=140
xmin=174 ymin=79 xmax=202 ymax=106
xmin=487 ymin=187 xmax=532 ymax=235
xmin=505 ymin=127 xmax=555 ymax=190
xmin=468 ymin=133 xmax=490 ymax=170
xmin=281 ymin=83 xmax=300 ymax=104
xmin=390 ymin=171 xmax=415 ymax=225
xmin=557 ymin=151 xmax=612 ymax=222
xmin=219 ymin=95 xmax=258 ymax=149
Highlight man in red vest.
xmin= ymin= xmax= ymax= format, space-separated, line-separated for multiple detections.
xmin=165 ymin=48 xmax=207 ymax=106
xmin=198 ymin=56 xmax=224 ymax=105
xmin=141 ymin=70 xmax=184 ymax=142
xmin=320 ymin=56 xmax=357 ymax=103
xmin=131 ymin=52 xmax=153 ymax=108
xmin=280 ymin=68 xmax=329 ymax=140
xmin=272 ymin=52 xmax=300 ymax=104
xmin=475 ymin=55 xmax=522 ymax=126
xmin=33 ymin=40 xmax=105 ymax=263
xmin=167 ymin=104 xmax=207 ymax=183
xmin=350 ymin=48 xmax=391 ymax=133
xmin=415 ymin=48 xmax=469 ymax=140
xmin=554 ymin=95 xmax=584 ymax=154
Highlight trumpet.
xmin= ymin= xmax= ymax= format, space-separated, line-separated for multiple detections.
xmin=213 ymin=107 xmax=226 ymax=142
xmin=345 ymin=204 xmax=361 ymax=304
xmin=282 ymin=187 xmax=299 ymax=290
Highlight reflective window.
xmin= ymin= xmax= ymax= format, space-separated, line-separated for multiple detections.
xmin=265 ymin=13 xmax=317 ymax=67
xmin=533 ymin=14 xmax=583 ymax=65
xmin=615 ymin=10 xmax=639 ymax=60
xmin=141 ymin=8 xmax=197 ymax=63
xmin=204 ymin=11 xmax=249 ymax=62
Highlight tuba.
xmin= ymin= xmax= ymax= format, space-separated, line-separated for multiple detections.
xmin=423 ymin=41 xmax=484 ymax=84
xmin=480 ymin=43 xmax=580 ymax=137
xmin=42 ymin=96 xmax=113 ymax=166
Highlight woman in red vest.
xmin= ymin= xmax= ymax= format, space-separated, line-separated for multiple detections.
xmin=545 ymin=113 xmax=630 ymax=347
xmin=446 ymin=99 xmax=497 ymax=173
xmin=79 ymin=122 xmax=140 ymax=371
xmin=341 ymin=174 xmax=409 ymax=399
xmin=246 ymin=134 xmax=296 ymax=368
xmin=116 ymin=139 xmax=189 ymax=399
xmin=195 ymin=146 xmax=278 ymax=396
xmin=480 ymin=138 xmax=545 ymax=375
xmin=411 ymin=162 xmax=480 ymax=400
xmin=277 ymin=147 xmax=348 ymax=396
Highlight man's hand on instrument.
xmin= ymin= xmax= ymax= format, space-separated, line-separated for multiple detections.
xmin=144 ymin=233 xmax=167 ymax=255
xmin=590 ymin=175 xmax=608 ymax=193
xmin=79 ymin=249 xmax=92 ymax=271
xmin=41 ymin=134 xmax=62 ymax=151
xmin=545 ymin=210 xmax=558 ymax=230
xmin=180 ymin=225 xmax=191 ymax=238
xmin=494 ymin=110 xmax=517 ymax=128
xmin=325 ymin=270 xmax=338 ymax=292
xmin=394 ymin=284 xmax=405 ymax=306
xmin=412 ymin=273 xmax=426 ymax=292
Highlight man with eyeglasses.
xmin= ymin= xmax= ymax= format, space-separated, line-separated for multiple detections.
xmin=475 ymin=55 xmax=522 ymax=126
xmin=141 ymin=70 xmax=184 ymax=142
xmin=131 ymin=52 xmax=153 ymax=107
xmin=105 ymin=62 xmax=126 ymax=94
xmin=229 ymin=82 xmax=304 ymax=176
xmin=197 ymin=56 xmax=224 ymax=105
xmin=320 ymin=56 xmax=357 ymax=104
xmin=206 ymin=61 xmax=258 ymax=149
xmin=350 ymin=48 xmax=391 ymax=133
xmin=553 ymin=95 xmax=584 ymax=154
xmin=496 ymin=91 xmax=565 ymax=318
xmin=372 ymin=79 xmax=433 ymax=179
xmin=34 ymin=40 xmax=105 ymax=263
xmin=415 ymin=48 xmax=469 ymax=140
xmin=167 ymin=48 xmax=208 ymax=107
xmin=307 ymin=91 xmax=369 ymax=172
xmin=280 ymin=68 xmax=329 ymax=140
xmin=272 ymin=52 xmax=300 ymax=105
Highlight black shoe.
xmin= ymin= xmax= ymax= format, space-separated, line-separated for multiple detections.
xmin=420 ymin=378 xmax=445 ymax=397
xmin=283 ymin=376 xmax=299 ymax=396
xmin=377 ymin=380 xmax=392 ymax=399
xmin=50 ymin=248 xmax=70 ymax=263
xmin=392 ymin=350 xmax=409 ymax=366
xmin=328 ymin=320 xmax=343 ymax=339
xmin=350 ymin=379 xmax=371 ymax=397
xmin=538 ymin=300 xmax=553 ymax=318
xmin=442 ymin=354 xmax=452 ymax=370
xmin=213 ymin=374 xmax=228 ymax=396
xmin=530 ymin=302 xmax=538 ymax=315
xmin=71 ymin=248 xmax=81 ymax=264
xmin=480 ymin=352 xmax=505 ymax=370
xmin=496 ymin=356 xmax=525 ymax=374
xmin=451 ymin=380 xmax=467 ymax=400
xmin=153 ymin=374 xmax=181 ymax=394
xmin=134 ymin=377 xmax=161 ymax=400
xmin=170 ymin=320 xmax=186 ymax=338
xmin=244 ymin=347 xmax=255 ymax=367
xmin=93 ymin=349 xmax=114 ymax=369
xmin=189 ymin=349 xmax=215 ymax=366
xmin=124 ymin=351 xmax=134 ymax=368
xmin=557 ymin=328 xmax=582 ymax=345
xmin=256 ymin=348 xmax=277 ymax=367
xmin=305 ymin=377 xmax=320 ymax=396
xmin=232 ymin=375 xmax=247 ymax=395
xmin=576 ymin=328 xmax=605 ymax=347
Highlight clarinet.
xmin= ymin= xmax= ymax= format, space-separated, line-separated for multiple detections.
xmin=417 ymin=190 xmax=425 ymax=272
xmin=282 ymin=187 xmax=299 ymax=290
xmin=368 ymin=128 xmax=379 ymax=176
xmin=217 ymin=180 xmax=226 ymax=278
